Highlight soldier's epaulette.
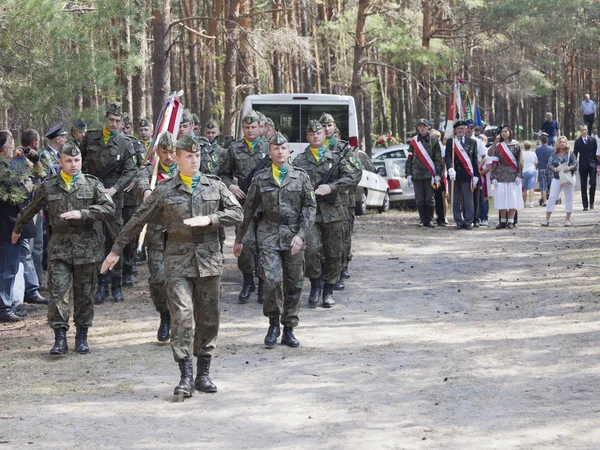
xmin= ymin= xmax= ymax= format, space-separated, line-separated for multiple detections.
xmin=293 ymin=166 xmax=308 ymax=174
xmin=86 ymin=129 xmax=102 ymax=135
xmin=84 ymin=174 xmax=101 ymax=182
xmin=205 ymin=174 xmax=222 ymax=181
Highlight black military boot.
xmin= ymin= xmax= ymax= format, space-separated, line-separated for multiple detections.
xmin=136 ymin=248 xmax=147 ymax=264
xmin=157 ymin=311 xmax=171 ymax=343
xmin=130 ymin=262 xmax=137 ymax=275
xmin=308 ymin=278 xmax=323 ymax=307
xmin=341 ymin=267 xmax=350 ymax=279
xmin=75 ymin=327 xmax=89 ymax=354
xmin=195 ymin=355 xmax=217 ymax=393
xmin=264 ymin=316 xmax=280 ymax=347
xmin=111 ymin=277 xmax=124 ymax=303
xmin=322 ymin=283 xmax=336 ymax=308
xmin=417 ymin=204 xmax=426 ymax=226
xmin=94 ymin=274 xmax=109 ymax=304
xmin=257 ymin=278 xmax=265 ymax=304
xmin=122 ymin=265 xmax=134 ymax=288
xmin=281 ymin=326 xmax=300 ymax=347
xmin=174 ymin=358 xmax=194 ymax=397
xmin=50 ymin=328 xmax=68 ymax=355
xmin=333 ymin=278 xmax=345 ymax=291
xmin=238 ymin=273 xmax=255 ymax=304
xmin=424 ymin=205 xmax=435 ymax=228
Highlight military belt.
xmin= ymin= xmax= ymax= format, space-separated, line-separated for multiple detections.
xmin=51 ymin=224 xmax=94 ymax=234
xmin=168 ymin=233 xmax=219 ymax=244
xmin=262 ymin=215 xmax=300 ymax=226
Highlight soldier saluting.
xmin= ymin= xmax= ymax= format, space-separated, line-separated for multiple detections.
xmin=80 ymin=103 xmax=137 ymax=303
xmin=234 ymin=132 xmax=316 ymax=348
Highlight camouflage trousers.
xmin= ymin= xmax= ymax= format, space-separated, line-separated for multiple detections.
xmin=259 ymin=248 xmax=304 ymax=328
xmin=147 ymin=248 xmax=167 ymax=313
xmin=102 ymin=206 xmax=124 ymax=277
xmin=47 ymin=260 xmax=96 ymax=330
xmin=236 ymin=221 xmax=256 ymax=275
xmin=340 ymin=206 xmax=355 ymax=272
xmin=167 ymin=275 xmax=220 ymax=362
xmin=305 ymin=220 xmax=343 ymax=285
xmin=121 ymin=204 xmax=138 ymax=268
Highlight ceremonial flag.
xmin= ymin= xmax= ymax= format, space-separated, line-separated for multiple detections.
xmin=444 ymin=79 xmax=463 ymax=139
xmin=474 ymin=88 xmax=483 ymax=126
xmin=464 ymin=92 xmax=473 ymax=121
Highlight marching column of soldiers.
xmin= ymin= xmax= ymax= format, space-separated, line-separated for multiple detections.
xmin=12 ymin=104 xmax=362 ymax=399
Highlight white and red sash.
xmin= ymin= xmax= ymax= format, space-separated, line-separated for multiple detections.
xmin=410 ymin=137 xmax=438 ymax=186
xmin=453 ymin=138 xmax=477 ymax=189
xmin=497 ymin=142 xmax=519 ymax=172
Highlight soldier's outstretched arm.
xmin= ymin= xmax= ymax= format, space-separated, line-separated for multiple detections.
xmin=214 ymin=181 xmax=244 ymax=228
xmin=12 ymin=184 xmax=47 ymax=239
xmin=84 ymin=182 xmax=116 ymax=221
xmin=234 ymin=178 xmax=261 ymax=244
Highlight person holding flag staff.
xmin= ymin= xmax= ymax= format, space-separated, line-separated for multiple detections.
xmin=406 ymin=118 xmax=443 ymax=228
xmin=489 ymin=124 xmax=524 ymax=229
xmin=445 ymin=121 xmax=480 ymax=230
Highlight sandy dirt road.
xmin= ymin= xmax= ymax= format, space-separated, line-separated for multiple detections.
xmin=1 ymin=195 xmax=600 ymax=449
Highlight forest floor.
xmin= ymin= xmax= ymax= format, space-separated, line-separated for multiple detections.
xmin=1 ymin=192 xmax=600 ymax=450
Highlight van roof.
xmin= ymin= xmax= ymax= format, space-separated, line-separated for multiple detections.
xmin=244 ymin=93 xmax=356 ymax=103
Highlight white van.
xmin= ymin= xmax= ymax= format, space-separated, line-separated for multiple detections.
xmin=236 ymin=93 xmax=359 ymax=159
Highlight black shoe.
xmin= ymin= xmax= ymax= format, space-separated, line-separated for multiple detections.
xmin=591 ymin=204 xmax=595 ymax=210
xmin=322 ymin=283 xmax=335 ymax=308
xmin=455 ymin=225 xmax=463 ymax=230
xmin=473 ymin=222 xmax=480 ymax=228
xmin=341 ymin=269 xmax=350 ymax=279
xmin=424 ymin=222 xmax=435 ymax=228
xmin=122 ymin=269 xmax=134 ymax=288
xmin=333 ymin=278 xmax=345 ymax=290
xmin=464 ymin=224 xmax=473 ymax=230
xmin=308 ymin=278 xmax=323 ymax=307
xmin=24 ymin=293 xmax=49 ymax=305
xmin=281 ymin=326 xmax=300 ymax=347
xmin=0 ymin=310 xmax=25 ymax=323
xmin=496 ymin=222 xmax=507 ymax=229
xmin=75 ymin=327 xmax=89 ymax=354
xmin=583 ymin=207 xmax=588 ymax=211
xmin=238 ymin=273 xmax=255 ymax=304
xmin=94 ymin=274 xmax=109 ymax=304
xmin=257 ymin=278 xmax=265 ymax=304
xmin=507 ymin=222 xmax=515 ymax=229
xmin=130 ymin=263 xmax=137 ymax=275
xmin=157 ymin=311 xmax=171 ymax=343
xmin=437 ymin=220 xmax=447 ymax=227
xmin=174 ymin=358 xmax=194 ymax=397
xmin=264 ymin=316 xmax=280 ymax=347
xmin=195 ymin=355 xmax=217 ymax=393
xmin=50 ymin=328 xmax=68 ymax=355
xmin=135 ymin=251 xmax=147 ymax=264
xmin=111 ymin=277 xmax=124 ymax=302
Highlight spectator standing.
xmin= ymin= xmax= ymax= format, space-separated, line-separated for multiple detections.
xmin=573 ymin=125 xmax=598 ymax=211
xmin=477 ymin=134 xmax=491 ymax=226
xmin=465 ymin=120 xmax=488 ymax=227
xmin=521 ymin=141 xmax=538 ymax=207
xmin=580 ymin=94 xmax=596 ymax=134
xmin=539 ymin=113 xmax=560 ymax=147
xmin=535 ymin=135 xmax=554 ymax=206
xmin=542 ymin=136 xmax=577 ymax=227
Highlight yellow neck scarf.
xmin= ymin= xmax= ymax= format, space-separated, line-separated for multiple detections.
xmin=272 ymin=164 xmax=289 ymax=186
xmin=244 ymin=137 xmax=258 ymax=153
xmin=180 ymin=173 xmax=200 ymax=192
xmin=102 ymin=128 xmax=117 ymax=144
xmin=310 ymin=146 xmax=327 ymax=162
xmin=60 ymin=171 xmax=81 ymax=191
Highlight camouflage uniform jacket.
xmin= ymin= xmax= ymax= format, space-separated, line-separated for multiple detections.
xmin=80 ymin=129 xmax=137 ymax=208
xmin=14 ymin=173 xmax=115 ymax=265
xmin=235 ymin=165 xmax=316 ymax=251
xmin=123 ymin=135 xmax=147 ymax=207
xmin=405 ymin=137 xmax=443 ymax=180
xmin=112 ymin=173 xmax=243 ymax=278
xmin=292 ymin=147 xmax=356 ymax=223
xmin=219 ymin=138 xmax=270 ymax=190
xmin=197 ymin=137 xmax=221 ymax=176
xmin=39 ymin=146 xmax=61 ymax=177
xmin=328 ymin=138 xmax=362 ymax=206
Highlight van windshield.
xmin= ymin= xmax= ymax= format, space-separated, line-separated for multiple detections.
xmin=252 ymin=104 xmax=349 ymax=143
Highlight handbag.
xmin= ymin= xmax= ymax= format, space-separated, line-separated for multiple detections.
xmin=558 ymin=153 xmax=575 ymax=187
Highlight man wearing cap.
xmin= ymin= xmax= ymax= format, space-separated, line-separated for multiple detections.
xmin=179 ymin=109 xmax=195 ymax=137
xmin=264 ymin=118 xmax=276 ymax=141
xmin=12 ymin=142 xmax=115 ymax=355
xmin=445 ymin=120 xmax=480 ymax=229
xmin=122 ymin=113 xmax=134 ymax=136
xmin=70 ymin=120 xmax=87 ymax=148
xmin=465 ymin=119 xmax=488 ymax=227
xmin=219 ymin=110 xmax=270 ymax=304
xmin=138 ymin=119 xmax=154 ymax=154
xmin=406 ymin=118 xmax=443 ymax=228
xmin=203 ymin=119 xmax=225 ymax=153
xmin=80 ymin=103 xmax=137 ymax=303
xmin=319 ymin=112 xmax=361 ymax=289
xmin=234 ymin=132 xmax=316 ymax=347
xmin=101 ymin=134 xmax=243 ymax=398
xmin=40 ymin=123 xmax=68 ymax=177
xmin=292 ymin=120 xmax=355 ymax=308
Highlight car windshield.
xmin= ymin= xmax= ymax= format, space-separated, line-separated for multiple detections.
xmin=373 ymin=148 xmax=407 ymax=160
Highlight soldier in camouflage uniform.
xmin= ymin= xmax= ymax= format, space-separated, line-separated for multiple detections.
xmin=80 ymin=103 xmax=137 ymax=304
xmin=202 ymin=119 xmax=227 ymax=251
xmin=12 ymin=143 xmax=115 ymax=355
xmin=292 ymin=120 xmax=356 ymax=308
xmin=264 ymin=117 xmax=276 ymax=141
xmin=219 ymin=110 xmax=270 ymax=304
xmin=405 ymin=118 xmax=443 ymax=228
xmin=234 ymin=132 xmax=316 ymax=347
xmin=102 ymin=134 xmax=242 ymax=398
xmin=319 ymin=112 xmax=362 ymax=290
xmin=135 ymin=132 xmax=178 ymax=343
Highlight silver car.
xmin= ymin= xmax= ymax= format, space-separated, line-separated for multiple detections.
xmin=354 ymin=151 xmax=390 ymax=215
xmin=372 ymin=158 xmax=415 ymax=205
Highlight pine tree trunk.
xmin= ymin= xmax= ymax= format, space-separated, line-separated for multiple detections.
xmin=223 ymin=0 xmax=241 ymax=136
xmin=151 ymin=3 xmax=171 ymax=123
xmin=351 ymin=0 xmax=370 ymax=145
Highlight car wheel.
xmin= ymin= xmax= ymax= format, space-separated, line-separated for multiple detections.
xmin=355 ymin=191 xmax=367 ymax=216
xmin=378 ymin=191 xmax=390 ymax=213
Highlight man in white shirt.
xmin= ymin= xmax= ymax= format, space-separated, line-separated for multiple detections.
xmin=580 ymin=94 xmax=597 ymax=135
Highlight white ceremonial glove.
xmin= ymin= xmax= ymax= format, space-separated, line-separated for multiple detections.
xmin=492 ymin=179 xmax=498 ymax=186
xmin=472 ymin=176 xmax=479 ymax=187
xmin=434 ymin=175 xmax=441 ymax=184
xmin=515 ymin=177 xmax=522 ymax=186
xmin=448 ymin=168 xmax=456 ymax=180
xmin=407 ymin=175 xmax=413 ymax=188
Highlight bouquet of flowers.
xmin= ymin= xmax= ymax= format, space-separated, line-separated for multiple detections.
xmin=373 ymin=134 xmax=399 ymax=148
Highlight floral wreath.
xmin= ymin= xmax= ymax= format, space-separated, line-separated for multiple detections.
xmin=373 ymin=134 xmax=400 ymax=148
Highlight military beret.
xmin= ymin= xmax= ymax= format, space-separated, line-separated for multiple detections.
xmin=181 ymin=109 xmax=193 ymax=124
xmin=157 ymin=131 xmax=176 ymax=150
xmin=416 ymin=118 xmax=429 ymax=127
xmin=139 ymin=119 xmax=152 ymax=128
xmin=242 ymin=110 xmax=260 ymax=124
xmin=122 ymin=113 xmax=132 ymax=125
xmin=175 ymin=135 xmax=199 ymax=153
xmin=192 ymin=113 xmax=200 ymax=125
xmin=465 ymin=119 xmax=476 ymax=127
xmin=319 ymin=112 xmax=335 ymax=124
xmin=205 ymin=118 xmax=219 ymax=129
xmin=306 ymin=120 xmax=323 ymax=132
xmin=256 ymin=111 xmax=266 ymax=121
xmin=106 ymin=103 xmax=122 ymax=117
xmin=270 ymin=131 xmax=288 ymax=146
xmin=334 ymin=127 xmax=340 ymax=134
xmin=72 ymin=119 xmax=87 ymax=130
xmin=265 ymin=117 xmax=274 ymax=127
xmin=60 ymin=142 xmax=81 ymax=157
xmin=45 ymin=123 xmax=67 ymax=140
xmin=453 ymin=120 xmax=467 ymax=129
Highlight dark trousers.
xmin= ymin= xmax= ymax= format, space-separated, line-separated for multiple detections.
xmin=414 ymin=179 xmax=435 ymax=224
xmin=434 ymin=179 xmax=447 ymax=224
xmin=452 ymin=181 xmax=474 ymax=226
xmin=472 ymin=187 xmax=480 ymax=224
xmin=584 ymin=114 xmax=595 ymax=134
xmin=579 ymin=165 xmax=597 ymax=209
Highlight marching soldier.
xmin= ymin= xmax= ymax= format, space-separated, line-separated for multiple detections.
xmin=264 ymin=118 xmax=276 ymax=141
xmin=179 ymin=109 xmax=195 ymax=136
xmin=12 ymin=143 xmax=115 ymax=355
xmin=234 ymin=132 xmax=316 ymax=347
xmin=203 ymin=118 xmax=226 ymax=155
xmin=219 ymin=110 xmax=270 ymax=304
xmin=70 ymin=120 xmax=87 ymax=148
xmin=80 ymin=103 xmax=137 ymax=303
xmin=138 ymin=119 xmax=154 ymax=154
xmin=101 ymin=135 xmax=242 ymax=398
xmin=405 ymin=118 xmax=443 ymax=228
xmin=122 ymin=113 xmax=134 ymax=136
xmin=201 ymin=119 xmax=226 ymax=251
xmin=292 ymin=120 xmax=355 ymax=308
